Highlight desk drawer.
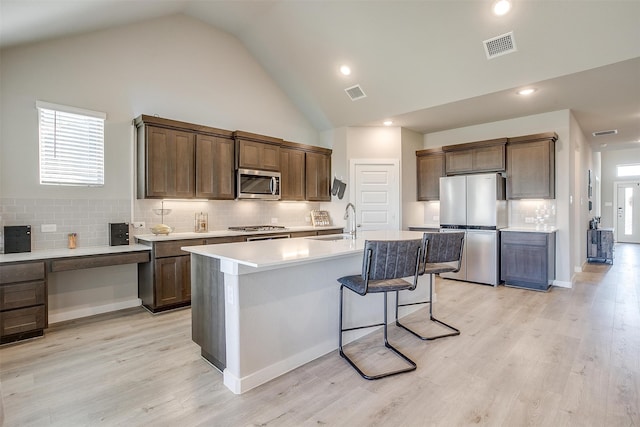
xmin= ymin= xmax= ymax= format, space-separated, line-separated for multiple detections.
xmin=0 ymin=262 xmax=46 ymax=284
xmin=0 ymin=281 xmax=45 ymax=310
xmin=0 ymin=305 xmax=45 ymax=336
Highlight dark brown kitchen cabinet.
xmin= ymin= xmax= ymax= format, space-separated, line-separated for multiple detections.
xmin=235 ymin=131 xmax=282 ymax=172
xmin=196 ymin=134 xmax=235 ymax=199
xmin=135 ymin=115 xmax=235 ymax=200
xmin=0 ymin=261 xmax=47 ymax=344
xmin=306 ymin=149 xmax=332 ymax=202
xmin=506 ymin=132 xmax=557 ymax=199
xmin=416 ymin=148 xmax=445 ymax=201
xmin=280 ymin=146 xmax=306 ymax=201
xmin=138 ymin=236 xmax=247 ymax=313
xmin=138 ymin=124 xmax=195 ymax=198
xmin=443 ymin=138 xmax=506 ymax=175
xmin=501 ymin=231 xmax=555 ymax=291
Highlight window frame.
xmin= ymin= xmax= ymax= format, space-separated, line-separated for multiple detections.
xmin=37 ymin=100 xmax=106 ymax=187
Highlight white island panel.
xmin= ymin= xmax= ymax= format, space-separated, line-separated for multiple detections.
xmin=185 ymin=231 xmax=431 ymax=394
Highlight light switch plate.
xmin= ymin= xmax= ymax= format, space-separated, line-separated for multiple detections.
xmin=41 ymin=224 xmax=57 ymax=232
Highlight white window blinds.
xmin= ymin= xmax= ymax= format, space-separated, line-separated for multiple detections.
xmin=37 ymin=101 xmax=106 ymax=186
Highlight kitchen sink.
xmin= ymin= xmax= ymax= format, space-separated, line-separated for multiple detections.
xmin=307 ymin=234 xmax=354 ymax=241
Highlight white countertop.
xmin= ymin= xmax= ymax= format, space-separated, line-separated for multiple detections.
xmin=182 ymin=230 xmax=425 ymax=268
xmin=0 ymin=244 xmax=151 ymax=264
xmin=502 ymin=227 xmax=557 ymax=234
xmin=135 ymin=225 xmax=343 ymax=242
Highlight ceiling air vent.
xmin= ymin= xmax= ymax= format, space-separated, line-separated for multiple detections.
xmin=592 ymin=129 xmax=618 ymax=137
xmin=483 ymin=31 xmax=517 ymax=59
xmin=345 ymin=84 xmax=367 ymax=101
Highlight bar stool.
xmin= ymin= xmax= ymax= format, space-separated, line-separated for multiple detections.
xmin=338 ymin=239 xmax=423 ymax=380
xmin=395 ymin=232 xmax=465 ymax=341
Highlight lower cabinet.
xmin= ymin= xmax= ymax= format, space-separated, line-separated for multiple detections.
xmin=138 ymin=229 xmax=343 ymax=312
xmin=139 ymin=237 xmax=245 ymax=313
xmin=501 ymin=231 xmax=556 ymax=291
xmin=0 ymin=261 xmax=47 ymax=344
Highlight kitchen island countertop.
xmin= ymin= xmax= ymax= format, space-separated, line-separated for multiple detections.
xmin=184 ymin=230 xmax=430 ymax=394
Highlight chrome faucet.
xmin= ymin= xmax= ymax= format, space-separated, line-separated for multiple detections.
xmin=344 ymin=202 xmax=356 ymax=238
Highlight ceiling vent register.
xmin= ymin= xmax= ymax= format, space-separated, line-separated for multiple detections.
xmin=592 ymin=129 xmax=618 ymax=137
xmin=345 ymin=84 xmax=367 ymax=101
xmin=483 ymin=31 xmax=517 ymax=59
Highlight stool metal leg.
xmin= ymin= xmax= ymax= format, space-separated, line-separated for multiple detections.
xmin=339 ymin=286 xmax=417 ymax=380
xmin=395 ymin=274 xmax=460 ymax=341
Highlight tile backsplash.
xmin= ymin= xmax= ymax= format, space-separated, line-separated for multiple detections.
xmin=508 ymin=199 xmax=557 ymax=228
xmin=0 ymin=198 xmax=321 ymax=252
xmin=0 ymin=198 xmax=130 ymax=251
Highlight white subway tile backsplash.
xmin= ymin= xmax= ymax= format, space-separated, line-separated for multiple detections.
xmin=1 ymin=197 xmax=323 ymax=252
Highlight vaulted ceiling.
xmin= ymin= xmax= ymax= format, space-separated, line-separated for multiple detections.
xmin=2 ymin=0 xmax=639 ymax=151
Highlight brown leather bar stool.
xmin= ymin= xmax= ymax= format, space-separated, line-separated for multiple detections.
xmin=395 ymin=232 xmax=465 ymax=340
xmin=338 ymin=239 xmax=423 ymax=380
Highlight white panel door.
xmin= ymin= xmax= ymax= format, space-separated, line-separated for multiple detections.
xmin=616 ymin=182 xmax=640 ymax=243
xmin=353 ymin=161 xmax=399 ymax=231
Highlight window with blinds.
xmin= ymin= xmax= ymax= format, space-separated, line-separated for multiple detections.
xmin=37 ymin=101 xmax=106 ymax=186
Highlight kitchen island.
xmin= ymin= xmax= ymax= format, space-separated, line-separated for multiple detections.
xmin=183 ymin=230 xmax=431 ymax=394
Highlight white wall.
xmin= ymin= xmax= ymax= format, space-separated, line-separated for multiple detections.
xmin=600 ymin=147 xmax=640 ymax=228
xmin=0 ymin=14 xmax=322 ymax=322
xmin=0 ymin=14 xmax=319 ymax=200
xmin=424 ymin=110 xmax=574 ymax=285
xmin=401 ymin=128 xmax=424 ymax=229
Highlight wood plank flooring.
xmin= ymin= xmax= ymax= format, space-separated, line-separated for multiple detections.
xmin=1 ymin=243 xmax=638 ymax=426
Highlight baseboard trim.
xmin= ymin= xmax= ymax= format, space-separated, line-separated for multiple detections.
xmin=48 ymin=298 xmax=142 ymax=324
xmin=553 ymin=280 xmax=572 ymax=289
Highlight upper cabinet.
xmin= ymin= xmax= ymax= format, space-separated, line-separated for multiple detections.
xmin=443 ymin=138 xmax=507 ymax=175
xmin=280 ymin=145 xmax=306 ymax=201
xmin=305 ymin=149 xmax=332 ymax=202
xmin=135 ymin=115 xmax=234 ymax=200
xmin=280 ymin=141 xmax=332 ymax=202
xmin=506 ymin=132 xmax=557 ymax=199
xmin=416 ymin=148 xmax=444 ymax=201
xmin=196 ymin=134 xmax=235 ymax=200
xmin=234 ymin=131 xmax=282 ymax=172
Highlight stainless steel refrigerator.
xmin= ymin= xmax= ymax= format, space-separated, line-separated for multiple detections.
xmin=439 ymin=173 xmax=507 ymax=286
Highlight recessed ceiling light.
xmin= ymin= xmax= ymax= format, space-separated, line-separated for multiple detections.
xmin=517 ymin=88 xmax=536 ymax=96
xmin=492 ymin=0 xmax=512 ymax=16
xmin=339 ymin=65 xmax=351 ymax=76
xmin=383 ymin=120 xmax=393 ymax=126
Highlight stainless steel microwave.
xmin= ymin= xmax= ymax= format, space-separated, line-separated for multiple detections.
xmin=237 ymin=168 xmax=281 ymax=200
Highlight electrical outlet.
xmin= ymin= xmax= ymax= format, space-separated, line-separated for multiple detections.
xmin=304 ymin=216 xmax=311 ymax=223
xmin=41 ymin=224 xmax=57 ymax=232
xmin=432 ymin=215 xmax=439 ymax=221
xmin=271 ymin=217 xmax=278 ymax=224
xmin=525 ymin=217 xmax=534 ymax=223
xmin=132 ymin=222 xmax=145 ymax=229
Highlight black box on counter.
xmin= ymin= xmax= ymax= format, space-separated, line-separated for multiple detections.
xmin=109 ymin=223 xmax=129 ymax=246
xmin=3 ymin=225 xmax=32 ymax=254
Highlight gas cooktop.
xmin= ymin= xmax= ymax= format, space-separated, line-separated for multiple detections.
xmin=228 ymin=225 xmax=287 ymax=232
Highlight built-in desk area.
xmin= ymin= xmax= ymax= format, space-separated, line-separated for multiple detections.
xmin=0 ymin=245 xmax=151 ymax=344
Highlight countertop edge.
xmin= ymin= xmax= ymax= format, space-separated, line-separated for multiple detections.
xmin=0 ymin=244 xmax=151 ymax=264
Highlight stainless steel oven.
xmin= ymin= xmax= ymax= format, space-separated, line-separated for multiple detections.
xmin=237 ymin=168 xmax=281 ymax=200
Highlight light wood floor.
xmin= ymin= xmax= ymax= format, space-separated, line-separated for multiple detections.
xmin=1 ymin=244 xmax=638 ymax=426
